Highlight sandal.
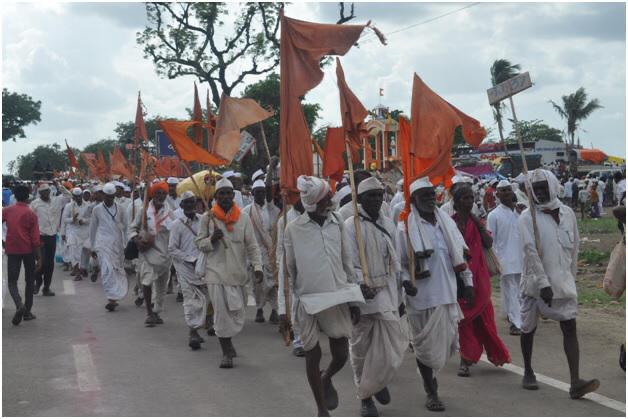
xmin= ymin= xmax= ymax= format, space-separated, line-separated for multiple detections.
xmin=569 ymin=379 xmax=600 ymax=399
xmin=457 ymin=364 xmax=470 ymax=377
xmin=425 ymin=394 xmax=445 ymax=412
xmin=321 ymin=370 xmax=339 ymax=411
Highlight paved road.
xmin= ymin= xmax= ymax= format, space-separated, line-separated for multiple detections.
xmin=2 ymin=259 xmax=625 ymax=416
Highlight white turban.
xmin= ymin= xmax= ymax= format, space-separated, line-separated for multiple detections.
xmin=113 ymin=181 xmax=124 ymax=188
xmin=358 ymin=176 xmax=384 ymax=195
xmin=222 ymin=170 xmax=235 ymax=179
xmin=103 ymin=182 xmax=117 ymax=195
xmin=409 ymin=176 xmax=433 ymax=195
xmin=215 ymin=177 xmax=234 ymax=191
xmin=530 ymin=168 xmax=561 ymax=210
xmin=93 ymin=185 xmax=104 ymax=193
xmin=72 ymin=187 xmax=82 ymax=196
xmin=166 ymin=177 xmax=179 ymax=185
xmin=297 ymin=175 xmax=330 ymax=212
xmin=252 ymin=179 xmax=266 ymax=190
xmin=496 ymin=180 xmax=511 ymax=189
xmin=38 ymin=184 xmax=51 ymax=192
xmin=180 ymin=190 xmax=196 ymax=201
xmin=233 ymin=172 xmax=242 ymax=178
xmin=333 ymin=185 xmax=352 ymax=206
xmin=252 ymin=169 xmax=265 ymax=181
xmin=514 ymin=173 xmax=526 ymax=184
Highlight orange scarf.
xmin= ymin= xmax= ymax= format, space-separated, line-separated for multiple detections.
xmin=211 ymin=203 xmax=241 ymax=232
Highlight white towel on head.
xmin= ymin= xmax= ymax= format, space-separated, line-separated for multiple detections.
xmin=297 ymin=175 xmax=330 ymax=212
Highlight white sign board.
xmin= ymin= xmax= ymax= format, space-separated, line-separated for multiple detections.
xmin=487 ymin=72 xmax=532 ymax=105
xmin=233 ymin=130 xmax=257 ymax=162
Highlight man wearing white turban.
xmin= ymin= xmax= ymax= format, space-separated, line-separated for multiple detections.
xmin=89 ymin=182 xmax=128 ymax=311
xmin=518 ymin=169 xmax=599 ymax=399
xmin=61 ymin=187 xmax=92 ymax=281
xmin=395 ymin=176 xmax=473 ymax=412
xmin=344 ymin=176 xmax=407 ymax=416
xmin=282 ymin=175 xmax=364 ymax=417
xmin=195 ymin=177 xmax=263 ymax=368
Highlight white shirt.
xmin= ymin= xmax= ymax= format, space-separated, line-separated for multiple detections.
xmin=168 ymin=215 xmax=201 ymax=264
xmin=277 ymin=208 xmax=302 ymax=315
xmin=242 ymin=201 xmax=280 ymax=262
xmin=62 ymin=200 xmax=92 ymax=243
xmin=89 ymin=202 xmax=127 ymax=252
xmin=564 ymin=181 xmax=573 ymax=198
xmin=487 ymin=204 xmax=523 ymax=275
xmin=129 ymin=202 xmax=175 ymax=269
xmin=615 ymin=179 xmax=626 ymax=203
xmin=31 ymin=195 xmax=69 ymax=236
xmin=234 ymin=190 xmax=244 ymax=208
xmin=390 ymin=191 xmax=404 ymax=211
xmin=518 ymin=205 xmax=579 ymax=299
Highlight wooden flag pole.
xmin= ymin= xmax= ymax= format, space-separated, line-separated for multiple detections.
xmin=258 ymin=122 xmax=272 ymax=164
xmin=345 ymin=140 xmax=370 ymax=286
xmin=280 ymin=193 xmax=292 ymax=346
xmin=508 ymin=95 xmax=542 ymax=256
xmin=405 ymin=153 xmax=417 ymax=286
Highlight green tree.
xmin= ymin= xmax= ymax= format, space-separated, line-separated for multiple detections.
xmin=136 ymin=2 xmax=282 ymax=108
xmin=15 ymin=143 xmax=67 ymax=180
xmin=114 ymin=115 xmax=169 ymax=145
xmin=489 ymin=59 xmax=521 ymax=148
xmin=549 ymin=87 xmax=602 ymax=149
xmin=507 ymin=119 xmax=564 ymax=143
xmin=2 ymin=88 xmax=42 ymax=142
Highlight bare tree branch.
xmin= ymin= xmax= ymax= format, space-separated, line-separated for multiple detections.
xmin=336 ymin=2 xmax=356 ymax=24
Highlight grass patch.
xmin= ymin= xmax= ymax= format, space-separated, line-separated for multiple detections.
xmin=578 ymin=216 xmax=619 ymax=235
xmin=579 ymin=249 xmax=611 ymax=264
xmin=578 ymin=287 xmax=625 ymax=308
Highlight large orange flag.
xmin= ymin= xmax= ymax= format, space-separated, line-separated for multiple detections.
xmin=134 ymin=92 xmax=148 ymax=143
xmin=408 ymin=73 xmax=486 ymax=188
xmin=336 ymin=58 xmax=368 ymax=150
xmin=94 ymin=150 xmax=110 ymax=180
xmin=192 ymin=83 xmax=203 ymax=146
xmin=212 ymin=94 xmax=272 ymax=162
xmin=65 ymin=140 xmax=79 ymax=169
xmin=80 ymin=153 xmax=98 ymax=178
xmin=322 ymin=127 xmax=346 ymax=183
xmin=110 ymin=146 xmax=133 ymax=180
xmin=158 ymin=120 xmax=228 ymax=166
xmin=279 ymin=12 xmax=385 ymax=200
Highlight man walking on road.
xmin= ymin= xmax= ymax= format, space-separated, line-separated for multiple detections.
xmin=283 ymin=175 xmax=364 ymax=417
xmin=3 ymin=185 xmax=42 ymax=325
xmin=62 ymin=188 xmax=92 ymax=281
xmin=518 ymin=169 xmax=600 ymax=399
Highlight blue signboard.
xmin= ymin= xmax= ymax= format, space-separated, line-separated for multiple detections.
xmin=156 ymin=130 xmax=176 ymax=157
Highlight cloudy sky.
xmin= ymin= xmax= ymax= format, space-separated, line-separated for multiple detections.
xmin=2 ymin=1 xmax=626 ymax=173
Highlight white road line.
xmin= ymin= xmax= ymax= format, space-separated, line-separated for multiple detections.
xmin=72 ymin=344 xmax=101 ymax=392
xmin=63 ymin=279 xmax=76 ymax=295
xmin=480 ymin=354 xmax=626 ymax=413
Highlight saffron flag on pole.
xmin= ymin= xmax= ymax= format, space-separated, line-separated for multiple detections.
xmin=94 ymin=150 xmax=110 ymax=181
xmin=158 ymin=120 xmax=228 ymax=166
xmin=65 ymin=140 xmax=79 ymax=169
xmin=192 ymin=83 xmax=203 ymax=146
xmin=279 ymin=12 xmax=386 ymax=200
xmin=80 ymin=153 xmax=97 ymax=179
xmin=134 ymin=91 xmax=148 ymax=143
xmin=109 ymin=146 xmax=133 ymax=180
xmin=212 ymin=94 xmax=272 ymax=162
xmin=322 ymin=127 xmax=346 ymax=183
xmin=336 ymin=58 xmax=368 ymax=152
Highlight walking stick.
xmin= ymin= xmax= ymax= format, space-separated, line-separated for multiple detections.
xmin=280 ymin=192 xmax=293 ymax=346
xmin=404 ymin=153 xmax=417 ymax=286
xmin=258 ymin=122 xmax=272 ymax=164
xmin=345 ymin=140 xmax=370 ymax=287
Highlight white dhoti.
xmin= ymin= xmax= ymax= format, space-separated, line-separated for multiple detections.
xmin=295 ymin=302 xmax=353 ymax=352
xmin=138 ymin=261 xmax=170 ymax=313
xmin=252 ymin=263 xmax=277 ymax=311
xmin=67 ymin=232 xmax=88 ymax=267
xmin=408 ymin=304 xmax=463 ymax=372
xmin=208 ymin=284 xmax=247 ymax=338
xmin=175 ymin=260 xmax=209 ymax=330
xmin=350 ymin=313 xmax=408 ymax=400
xmin=500 ymin=273 xmax=522 ymax=328
xmin=97 ymin=247 xmax=128 ymax=301
xmin=124 ymin=259 xmax=143 ymax=298
xmin=520 ymin=296 xmax=578 ymax=334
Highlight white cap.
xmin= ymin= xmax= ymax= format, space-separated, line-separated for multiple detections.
xmin=496 ymin=180 xmax=511 ymax=189
xmin=38 ymin=184 xmax=51 ymax=192
xmin=233 ymin=172 xmax=242 ymax=178
xmin=409 ymin=176 xmax=433 ymax=195
xmin=166 ymin=177 xmax=179 ymax=185
xmin=123 ymin=185 xmax=131 ymax=192
xmin=215 ymin=177 xmax=234 ymax=191
xmin=93 ymin=185 xmax=104 ymax=193
xmin=252 ymin=179 xmax=266 ymax=190
xmin=82 ymin=189 xmax=91 ymax=195
xmin=103 ymin=182 xmax=117 ymax=195
xmin=222 ymin=170 xmax=235 ymax=179
xmin=180 ymin=190 xmax=196 ymax=201
xmin=72 ymin=187 xmax=82 ymax=196
xmin=333 ymin=185 xmax=352 ymax=204
xmin=113 ymin=181 xmax=124 ymax=188
xmin=396 ymin=178 xmax=404 ymax=187
xmin=252 ymin=169 xmax=265 ymax=181
xmin=357 ymin=176 xmax=383 ymax=195
xmin=514 ymin=173 xmax=526 ymax=183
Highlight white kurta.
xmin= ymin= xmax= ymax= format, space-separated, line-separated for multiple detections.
xmin=62 ymin=201 xmax=91 ymax=267
xmin=89 ymin=202 xmax=128 ymax=301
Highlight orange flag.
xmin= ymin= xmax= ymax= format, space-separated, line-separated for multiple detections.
xmin=408 ymin=73 xmax=486 ymax=188
xmin=65 ymin=140 xmax=79 ymax=169
xmin=110 ymin=146 xmax=133 ymax=180
xmin=206 ymin=90 xmax=216 ymax=152
xmin=158 ymin=120 xmax=228 ymax=166
xmin=279 ymin=12 xmax=385 ymax=200
xmin=336 ymin=58 xmax=368 ymax=150
xmin=322 ymin=127 xmax=346 ymax=183
xmin=80 ymin=153 xmax=97 ymax=178
xmin=192 ymin=83 xmax=203 ymax=146
xmin=212 ymin=94 xmax=273 ymax=162
xmin=94 ymin=150 xmax=110 ymax=180
xmin=134 ymin=92 xmax=148 ymax=143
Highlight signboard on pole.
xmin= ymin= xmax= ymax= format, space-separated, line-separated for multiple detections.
xmin=156 ymin=130 xmax=176 ymax=157
xmin=487 ymin=71 xmax=532 ymax=105
xmin=233 ymin=130 xmax=257 ymax=162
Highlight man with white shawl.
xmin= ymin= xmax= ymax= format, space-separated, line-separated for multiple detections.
xmin=344 ymin=177 xmax=407 ymax=417
xmin=168 ymin=191 xmax=208 ymax=350
xmin=61 ymin=187 xmax=92 ymax=281
xmin=243 ymin=179 xmax=281 ymax=324
xmin=395 ymin=176 xmax=473 ymax=412
xmin=89 ymin=183 xmax=128 ymax=311
xmin=195 ymin=177 xmax=263 ymax=368
xmin=518 ymin=169 xmax=599 ymax=399
xmin=282 ymin=175 xmax=365 ymax=417
xmin=129 ymin=181 xmax=176 ymax=327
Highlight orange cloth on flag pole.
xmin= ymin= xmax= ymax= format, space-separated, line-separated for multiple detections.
xmin=336 ymin=58 xmax=368 ymax=150
xmin=192 ymin=83 xmax=203 ymax=146
xmin=110 ymin=146 xmax=132 ymax=180
xmin=95 ymin=150 xmax=110 ymax=181
xmin=322 ymin=127 xmax=346 ymax=183
xmin=279 ymin=12 xmax=383 ymax=201
xmin=158 ymin=120 xmax=228 ymax=166
xmin=65 ymin=140 xmax=79 ymax=169
xmin=206 ymin=90 xmax=216 ymax=152
xmin=134 ymin=92 xmax=148 ymax=143
xmin=212 ymin=94 xmax=272 ymax=162
xmin=80 ymin=153 xmax=97 ymax=178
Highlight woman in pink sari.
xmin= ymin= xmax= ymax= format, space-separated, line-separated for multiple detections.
xmin=452 ymin=184 xmax=511 ymax=377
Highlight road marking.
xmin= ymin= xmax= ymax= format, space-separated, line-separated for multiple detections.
xmin=72 ymin=344 xmax=101 ymax=392
xmin=63 ymin=279 xmax=76 ymax=295
xmin=480 ymin=354 xmax=625 ymax=413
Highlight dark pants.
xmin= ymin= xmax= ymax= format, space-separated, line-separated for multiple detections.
xmin=36 ymin=235 xmax=56 ymax=291
xmin=7 ymin=253 xmax=36 ymax=311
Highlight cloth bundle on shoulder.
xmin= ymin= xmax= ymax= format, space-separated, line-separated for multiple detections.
xmin=603 ymin=241 xmax=625 ymax=298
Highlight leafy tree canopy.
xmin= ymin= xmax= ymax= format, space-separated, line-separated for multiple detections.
xmin=507 ymin=119 xmax=564 ymax=143
xmin=15 ymin=143 xmax=67 ymax=180
xmin=2 ymin=88 xmax=42 ymax=142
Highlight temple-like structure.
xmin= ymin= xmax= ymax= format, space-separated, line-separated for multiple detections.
xmin=363 ymin=105 xmax=399 ymax=171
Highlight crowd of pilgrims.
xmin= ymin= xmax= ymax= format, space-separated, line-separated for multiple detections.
xmin=4 ymin=157 xmax=624 ymax=417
